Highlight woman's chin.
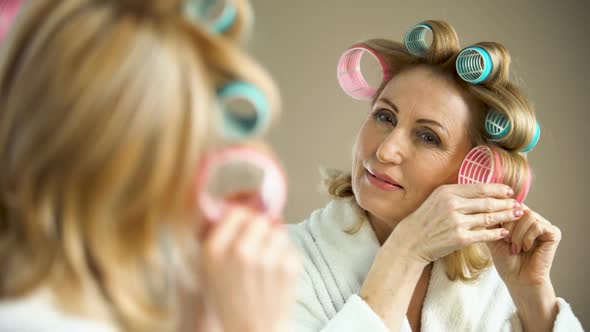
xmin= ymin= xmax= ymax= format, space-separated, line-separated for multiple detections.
xmin=356 ymin=194 xmax=403 ymax=223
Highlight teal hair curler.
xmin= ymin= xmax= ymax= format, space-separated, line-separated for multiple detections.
xmin=484 ymin=110 xmax=540 ymax=152
xmin=485 ymin=110 xmax=512 ymax=140
xmin=521 ymin=122 xmax=541 ymax=153
xmin=217 ymin=82 xmax=271 ymax=140
xmin=404 ymin=23 xmax=432 ymax=56
xmin=185 ymin=0 xmax=237 ymax=34
xmin=456 ymin=46 xmax=493 ymax=84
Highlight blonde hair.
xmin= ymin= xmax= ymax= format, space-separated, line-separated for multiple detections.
xmin=0 ymin=0 xmax=278 ymax=330
xmin=325 ymin=20 xmax=536 ymax=283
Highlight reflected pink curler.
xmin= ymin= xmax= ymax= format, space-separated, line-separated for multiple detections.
xmin=0 ymin=0 xmax=22 ymax=45
xmin=336 ymin=44 xmax=391 ymax=100
xmin=458 ymin=146 xmax=531 ymax=203
xmin=195 ymin=145 xmax=287 ymax=222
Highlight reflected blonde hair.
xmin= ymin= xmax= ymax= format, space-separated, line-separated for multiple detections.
xmin=325 ymin=20 xmax=536 ymax=283
xmin=0 ymin=0 xmax=278 ymax=331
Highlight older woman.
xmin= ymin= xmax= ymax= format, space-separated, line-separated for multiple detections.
xmin=289 ymin=20 xmax=583 ymax=332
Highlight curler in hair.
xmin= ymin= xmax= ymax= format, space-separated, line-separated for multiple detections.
xmin=456 ymin=46 xmax=493 ymax=84
xmin=485 ymin=110 xmax=511 ymax=140
xmin=521 ymin=122 xmax=541 ymax=153
xmin=217 ymin=82 xmax=271 ymax=140
xmin=485 ymin=110 xmax=541 ymax=152
xmin=185 ymin=0 xmax=237 ymax=34
xmin=459 ymin=146 xmax=504 ymax=185
xmin=458 ymin=146 xmax=531 ymax=203
xmin=404 ymin=23 xmax=432 ymax=56
xmin=336 ymin=44 xmax=391 ymax=100
xmin=196 ymin=145 xmax=287 ymax=222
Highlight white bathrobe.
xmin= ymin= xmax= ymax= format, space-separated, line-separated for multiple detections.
xmin=288 ymin=198 xmax=584 ymax=332
xmin=0 ymin=289 xmax=116 ymax=332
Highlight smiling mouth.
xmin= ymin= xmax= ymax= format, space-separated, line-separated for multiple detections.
xmin=366 ymin=169 xmax=403 ymax=190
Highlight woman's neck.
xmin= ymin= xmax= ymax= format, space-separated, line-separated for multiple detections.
xmin=366 ymin=212 xmax=400 ymax=246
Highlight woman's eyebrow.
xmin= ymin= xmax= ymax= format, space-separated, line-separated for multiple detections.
xmin=377 ymin=97 xmax=448 ymax=134
xmin=376 ymin=97 xmax=399 ymax=113
xmin=417 ymin=119 xmax=448 ymax=134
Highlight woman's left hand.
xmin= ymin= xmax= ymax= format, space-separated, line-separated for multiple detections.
xmin=486 ymin=205 xmax=561 ymax=331
xmin=486 ymin=205 xmax=561 ymax=288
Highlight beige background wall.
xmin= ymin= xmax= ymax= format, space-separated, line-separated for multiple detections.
xmin=248 ymin=0 xmax=589 ymax=327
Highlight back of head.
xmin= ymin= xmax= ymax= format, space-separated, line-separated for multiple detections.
xmin=0 ymin=0 xmax=278 ymax=330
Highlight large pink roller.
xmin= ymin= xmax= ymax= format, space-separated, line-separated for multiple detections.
xmin=195 ymin=145 xmax=287 ymax=222
xmin=458 ymin=146 xmax=531 ymax=203
xmin=337 ymin=44 xmax=391 ymax=101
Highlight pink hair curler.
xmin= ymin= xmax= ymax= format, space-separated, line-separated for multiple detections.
xmin=514 ymin=164 xmax=532 ymax=203
xmin=458 ymin=146 xmax=504 ymax=185
xmin=458 ymin=145 xmax=531 ymax=203
xmin=0 ymin=0 xmax=22 ymax=45
xmin=195 ymin=145 xmax=287 ymax=222
xmin=336 ymin=44 xmax=392 ymax=101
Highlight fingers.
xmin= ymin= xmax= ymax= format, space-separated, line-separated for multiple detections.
xmin=521 ymin=218 xmax=545 ymax=253
xmin=508 ymin=210 xmax=562 ymax=254
xmin=464 ymin=208 xmax=523 ymax=229
xmin=457 ymin=196 xmax=520 ymax=214
xmin=202 ymin=207 xmax=249 ymax=256
xmin=232 ymin=215 xmax=271 ymax=262
xmin=259 ymin=225 xmax=301 ymax=282
xmin=258 ymin=227 xmax=300 ymax=302
xmin=468 ymin=227 xmax=510 ymax=244
xmin=258 ymin=226 xmax=289 ymax=282
xmin=446 ymin=183 xmax=514 ymax=199
xmin=509 ymin=210 xmax=536 ymax=253
xmin=197 ymin=207 xmax=300 ymax=332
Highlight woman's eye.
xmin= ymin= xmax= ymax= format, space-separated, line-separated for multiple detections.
xmin=419 ymin=131 xmax=441 ymax=146
xmin=374 ymin=110 xmax=396 ymax=125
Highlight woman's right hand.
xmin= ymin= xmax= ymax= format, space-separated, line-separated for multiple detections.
xmin=199 ymin=207 xmax=301 ymax=332
xmin=359 ymin=183 xmax=521 ymax=331
xmin=389 ymin=183 xmax=522 ymax=266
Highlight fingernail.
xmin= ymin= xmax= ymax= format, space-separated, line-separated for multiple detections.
xmin=506 ymin=187 xmax=514 ymax=197
xmin=501 ymin=230 xmax=509 ymax=237
xmin=513 ymin=201 xmax=521 ymax=209
xmin=513 ymin=209 xmax=523 ymax=218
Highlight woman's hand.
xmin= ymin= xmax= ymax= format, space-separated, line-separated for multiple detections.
xmin=198 ymin=207 xmax=301 ymax=332
xmin=487 ymin=206 xmax=561 ymax=287
xmin=486 ymin=206 xmax=560 ymax=332
xmin=389 ymin=183 xmax=520 ymax=265
xmin=359 ymin=183 xmax=520 ymax=332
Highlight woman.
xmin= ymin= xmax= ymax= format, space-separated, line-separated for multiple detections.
xmin=0 ymin=0 xmax=299 ymax=331
xmin=289 ymin=20 xmax=583 ymax=332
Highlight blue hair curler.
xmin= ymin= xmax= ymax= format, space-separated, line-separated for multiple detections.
xmin=185 ymin=0 xmax=237 ymax=34
xmin=217 ymin=82 xmax=270 ymax=140
xmin=456 ymin=46 xmax=493 ymax=84
xmin=521 ymin=122 xmax=541 ymax=153
xmin=404 ymin=23 xmax=432 ymax=56
xmin=485 ymin=110 xmax=511 ymax=140
xmin=484 ymin=110 xmax=541 ymax=152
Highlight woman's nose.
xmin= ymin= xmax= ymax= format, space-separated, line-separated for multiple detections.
xmin=376 ymin=129 xmax=406 ymax=164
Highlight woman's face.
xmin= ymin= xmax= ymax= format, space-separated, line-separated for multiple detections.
xmin=352 ymin=66 xmax=477 ymax=225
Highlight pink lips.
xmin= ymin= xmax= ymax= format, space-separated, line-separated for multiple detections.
xmin=365 ymin=169 xmax=403 ymax=191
